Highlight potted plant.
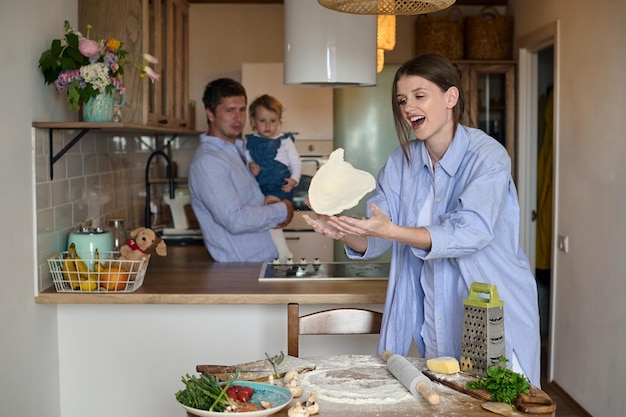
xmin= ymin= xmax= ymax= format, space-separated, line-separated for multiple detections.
xmin=38 ymin=20 xmax=159 ymax=122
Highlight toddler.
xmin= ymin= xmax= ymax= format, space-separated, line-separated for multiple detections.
xmin=245 ymin=94 xmax=302 ymax=201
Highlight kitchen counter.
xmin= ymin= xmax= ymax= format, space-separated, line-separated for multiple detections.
xmin=35 ymin=246 xmax=388 ymax=305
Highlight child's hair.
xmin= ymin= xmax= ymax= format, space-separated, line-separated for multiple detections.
xmin=249 ymin=94 xmax=284 ymax=121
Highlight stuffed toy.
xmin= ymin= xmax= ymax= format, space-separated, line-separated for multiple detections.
xmin=119 ymin=227 xmax=167 ymax=265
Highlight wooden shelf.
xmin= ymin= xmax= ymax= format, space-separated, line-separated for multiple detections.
xmin=32 ymin=121 xmax=200 ymax=136
xmin=33 ymin=122 xmax=201 ymax=180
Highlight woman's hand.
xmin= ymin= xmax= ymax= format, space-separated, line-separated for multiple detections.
xmin=302 ymin=198 xmax=370 ymax=253
xmin=302 ymin=212 xmax=347 ymax=240
xmin=328 ymin=203 xmax=393 ymax=239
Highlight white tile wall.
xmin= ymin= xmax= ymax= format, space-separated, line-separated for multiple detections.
xmin=34 ymin=128 xmax=199 ymax=292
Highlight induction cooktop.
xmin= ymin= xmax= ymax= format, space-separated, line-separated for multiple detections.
xmin=259 ymin=261 xmax=390 ymax=282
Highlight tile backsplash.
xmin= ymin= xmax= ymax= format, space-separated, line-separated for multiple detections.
xmin=34 ymin=127 xmax=198 ymax=292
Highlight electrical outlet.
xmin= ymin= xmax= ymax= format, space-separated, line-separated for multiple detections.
xmin=558 ymin=235 xmax=569 ymax=253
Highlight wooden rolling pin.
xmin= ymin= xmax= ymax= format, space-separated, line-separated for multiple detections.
xmin=382 ymin=350 xmax=440 ymax=405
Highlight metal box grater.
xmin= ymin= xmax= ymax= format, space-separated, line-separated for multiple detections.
xmin=460 ymin=282 xmax=505 ymax=376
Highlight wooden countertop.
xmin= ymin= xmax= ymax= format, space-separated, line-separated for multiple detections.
xmin=35 ymin=246 xmax=388 ymax=305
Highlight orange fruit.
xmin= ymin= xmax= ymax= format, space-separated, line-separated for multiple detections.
xmin=99 ymin=264 xmax=130 ymax=291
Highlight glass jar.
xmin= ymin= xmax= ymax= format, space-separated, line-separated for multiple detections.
xmin=107 ymin=218 xmax=127 ymax=251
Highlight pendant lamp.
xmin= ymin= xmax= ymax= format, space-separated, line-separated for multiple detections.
xmin=318 ymin=0 xmax=456 ymax=15
xmin=284 ymin=0 xmax=377 ymax=86
xmin=377 ymin=15 xmax=396 ymax=73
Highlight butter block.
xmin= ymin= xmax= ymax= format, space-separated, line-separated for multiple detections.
xmin=426 ymin=356 xmax=460 ymax=374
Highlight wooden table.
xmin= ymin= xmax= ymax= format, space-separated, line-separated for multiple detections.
xmin=36 ymin=246 xmax=388 ymax=305
xmin=186 ymin=355 xmax=552 ymax=417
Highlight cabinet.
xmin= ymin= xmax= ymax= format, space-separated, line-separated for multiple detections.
xmin=455 ymin=61 xmax=516 ymax=174
xmin=79 ymin=0 xmax=191 ymax=129
xmin=283 ymin=230 xmax=334 ymax=262
xmin=242 ymin=63 xmax=333 ymax=141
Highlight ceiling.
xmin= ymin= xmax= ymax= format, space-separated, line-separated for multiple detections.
xmin=188 ymin=0 xmax=508 ymax=5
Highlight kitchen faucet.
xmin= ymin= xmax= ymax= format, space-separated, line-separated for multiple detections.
xmin=144 ymin=149 xmax=175 ymax=228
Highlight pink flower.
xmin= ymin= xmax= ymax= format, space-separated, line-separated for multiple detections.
xmin=142 ymin=53 xmax=159 ymax=64
xmin=78 ymin=38 xmax=100 ymax=58
xmin=143 ymin=66 xmax=160 ymax=83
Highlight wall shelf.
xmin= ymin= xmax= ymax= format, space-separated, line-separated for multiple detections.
xmin=33 ymin=122 xmax=200 ymax=180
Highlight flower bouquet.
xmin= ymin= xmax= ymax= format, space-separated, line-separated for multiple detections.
xmin=39 ymin=20 xmax=159 ymax=115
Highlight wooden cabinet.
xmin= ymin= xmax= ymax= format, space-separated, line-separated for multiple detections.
xmin=455 ymin=61 xmax=516 ymax=173
xmin=79 ymin=0 xmax=191 ymax=129
xmin=242 ymin=63 xmax=333 ymax=141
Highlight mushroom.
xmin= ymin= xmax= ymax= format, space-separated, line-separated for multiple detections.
xmin=286 ymin=384 xmax=303 ymax=398
xmin=282 ymin=369 xmax=303 ymax=397
xmin=305 ymin=391 xmax=320 ymax=415
xmin=283 ymin=369 xmax=299 ymax=385
xmin=287 ymin=402 xmax=310 ymax=417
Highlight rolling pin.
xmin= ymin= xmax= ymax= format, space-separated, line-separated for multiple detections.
xmin=382 ymin=350 xmax=440 ymax=405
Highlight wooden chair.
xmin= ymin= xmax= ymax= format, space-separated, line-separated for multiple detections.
xmin=287 ymin=303 xmax=383 ymax=357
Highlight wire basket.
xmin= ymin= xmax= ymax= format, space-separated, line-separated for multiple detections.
xmin=47 ymin=251 xmax=148 ymax=293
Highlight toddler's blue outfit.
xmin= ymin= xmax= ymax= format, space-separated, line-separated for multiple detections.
xmin=245 ymin=132 xmax=297 ymax=200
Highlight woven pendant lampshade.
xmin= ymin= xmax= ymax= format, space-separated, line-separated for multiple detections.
xmin=318 ymin=0 xmax=455 ymax=15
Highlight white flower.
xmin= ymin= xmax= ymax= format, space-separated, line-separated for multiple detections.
xmin=79 ymin=63 xmax=111 ymax=93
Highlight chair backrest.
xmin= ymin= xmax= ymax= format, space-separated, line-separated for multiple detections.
xmin=287 ymin=303 xmax=383 ymax=357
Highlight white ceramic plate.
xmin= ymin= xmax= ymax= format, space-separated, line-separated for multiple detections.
xmin=178 ymin=381 xmax=293 ymax=417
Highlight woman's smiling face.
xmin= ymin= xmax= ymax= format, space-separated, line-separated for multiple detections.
xmin=395 ymin=74 xmax=458 ymax=143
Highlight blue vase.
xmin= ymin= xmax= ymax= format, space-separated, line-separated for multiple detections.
xmin=82 ymin=91 xmax=126 ymax=122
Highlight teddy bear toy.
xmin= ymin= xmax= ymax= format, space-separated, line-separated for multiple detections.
xmin=119 ymin=227 xmax=167 ymax=267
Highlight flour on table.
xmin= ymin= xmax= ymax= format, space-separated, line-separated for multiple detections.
xmin=299 ymin=355 xmax=413 ymax=405
xmin=295 ymin=355 xmax=478 ymax=417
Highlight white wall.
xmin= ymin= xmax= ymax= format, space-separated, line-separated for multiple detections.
xmin=511 ymin=1 xmax=626 ymax=416
xmin=0 ymin=0 xmax=76 ymax=416
xmin=188 ymin=4 xmax=285 ymax=130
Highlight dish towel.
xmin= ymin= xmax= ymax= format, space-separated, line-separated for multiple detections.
xmin=270 ymin=229 xmax=293 ymax=262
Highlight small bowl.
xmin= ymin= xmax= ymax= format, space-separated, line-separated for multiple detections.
xmin=178 ymin=381 xmax=293 ymax=417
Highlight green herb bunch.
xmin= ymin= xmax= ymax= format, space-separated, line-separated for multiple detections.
xmin=176 ymin=371 xmax=238 ymax=412
xmin=466 ymin=357 xmax=530 ymax=405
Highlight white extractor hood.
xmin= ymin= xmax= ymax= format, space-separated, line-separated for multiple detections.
xmin=284 ymin=0 xmax=377 ymax=87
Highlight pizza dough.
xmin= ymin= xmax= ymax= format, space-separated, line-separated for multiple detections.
xmin=308 ymin=148 xmax=376 ymax=215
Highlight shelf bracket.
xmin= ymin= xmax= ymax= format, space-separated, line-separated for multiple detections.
xmin=48 ymin=128 xmax=93 ymax=180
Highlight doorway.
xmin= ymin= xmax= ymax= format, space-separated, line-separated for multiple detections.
xmin=516 ymin=21 xmax=559 ymax=381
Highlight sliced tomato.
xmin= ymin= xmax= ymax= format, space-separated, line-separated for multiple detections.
xmin=237 ymin=391 xmax=250 ymax=403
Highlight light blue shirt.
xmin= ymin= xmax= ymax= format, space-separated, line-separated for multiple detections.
xmin=347 ymin=125 xmax=541 ymax=386
xmin=188 ymin=134 xmax=286 ymax=262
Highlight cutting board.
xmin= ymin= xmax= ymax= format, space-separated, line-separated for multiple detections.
xmin=421 ymin=368 xmax=556 ymax=415
xmin=196 ymin=355 xmax=317 ymax=382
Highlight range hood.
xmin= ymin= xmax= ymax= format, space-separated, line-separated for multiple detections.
xmin=284 ymin=0 xmax=377 ymax=87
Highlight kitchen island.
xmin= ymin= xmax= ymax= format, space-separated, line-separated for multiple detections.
xmin=35 ymin=246 xmax=388 ymax=305
xmin=36 ymin=246 xmax=390 ymax=417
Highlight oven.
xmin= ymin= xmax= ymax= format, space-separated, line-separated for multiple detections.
xmin=284 ymin=140 xmax=334 ymax=262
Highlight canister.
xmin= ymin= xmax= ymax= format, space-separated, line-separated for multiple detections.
xmin=67 ymin=226 xmax=114 ymax=267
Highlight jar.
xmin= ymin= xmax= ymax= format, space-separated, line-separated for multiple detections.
xmin=67 ymin=226 xmax=114 ymax=268
xmin=107 ymin=218 xmax=127 ymax=251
